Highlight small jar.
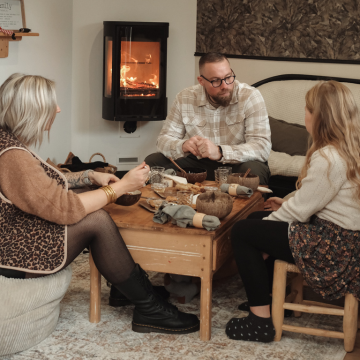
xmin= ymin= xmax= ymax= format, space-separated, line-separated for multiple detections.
xmin=177 ymin=190 xmax=193 ymax=206
xmin=151 ymin=182 xmax=166 ymax=193
xmin=203 ymin=186 xmax=219 ymax=192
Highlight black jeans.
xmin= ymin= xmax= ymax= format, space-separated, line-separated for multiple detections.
xmin=231 ymin=211 xmax=295 ymax=306
xmin=145 ymin=152 xmax=271 ymax=185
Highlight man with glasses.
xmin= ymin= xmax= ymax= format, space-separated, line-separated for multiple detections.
xmin=145 ymin=52 xmax=271 ymax=185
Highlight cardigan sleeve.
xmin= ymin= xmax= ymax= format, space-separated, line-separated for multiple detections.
xmin=264 ymin=147 xmax=348 ymax=223
xmin=0 ymin=148 xmax=86 ymax=225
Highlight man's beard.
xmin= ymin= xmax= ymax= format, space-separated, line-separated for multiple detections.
xmin=206 ymin=88 xmax=233 ymax=107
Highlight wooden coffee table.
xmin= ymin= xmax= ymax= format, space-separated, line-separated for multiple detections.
xmin=89 ymin=182 xmax=264 ymax=341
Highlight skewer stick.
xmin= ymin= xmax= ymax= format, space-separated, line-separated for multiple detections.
xmin=168 ymin=157 xmax=186 ymax=174
xmin=243 ymin=168 xmax=251 ymax=179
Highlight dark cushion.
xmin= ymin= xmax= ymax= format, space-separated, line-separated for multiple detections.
xmin=269 ymin=116 xmax=309 ymax=156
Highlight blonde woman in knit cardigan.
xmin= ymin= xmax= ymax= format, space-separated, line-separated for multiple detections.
xmin=226 ymin=80 xmax=360 ymax=343
xmin=0 ymin=73 xmax=199 ymax=334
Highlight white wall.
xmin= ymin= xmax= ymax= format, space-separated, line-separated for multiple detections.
xmin=5 ymin=2 xmax=359 ymax=169
xmin=0 ymin=0 xmax=73 ymax=163
xmin=71 ymin=0 xmax=197 ymax=170
xmin=195 ymin=57 xmax=360 ymax=86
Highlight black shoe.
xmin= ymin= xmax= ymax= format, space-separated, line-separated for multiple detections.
xmin=115 ymin=264 xmax=200 ymax=334
xmin=238 ymin=301 xmax=293 ymax=318
xmin=109 ymin=284 xmax=170 ymax=307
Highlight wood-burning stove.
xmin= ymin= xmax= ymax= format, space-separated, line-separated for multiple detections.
xmin=102 ymin=21 xmax=169 ymax=122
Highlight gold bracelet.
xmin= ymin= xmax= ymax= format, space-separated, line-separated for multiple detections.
xmin=100 ymin=186 xmax=112 ymax=204
xmin=100 ymin=185 xmax=117 ymax=204
xmin=106 ymin=185 xmax=117 ymax=203
xmin=107 ymin=185 xmax=117 ymax=203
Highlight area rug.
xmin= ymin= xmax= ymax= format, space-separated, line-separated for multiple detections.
xmin=2 ymin=254 xmax=346 ymax=360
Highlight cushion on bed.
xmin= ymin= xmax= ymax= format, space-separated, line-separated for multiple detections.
xmin=269 ymin=116 xmax=309 ymax=156
xmin=268 ymin=150 xmax=306 ymax=177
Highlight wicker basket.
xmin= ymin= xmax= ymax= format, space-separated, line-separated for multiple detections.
xmin=48 ymin=152 xmax=117 ymax=174
xmin=88 ymin=153 xmax=117 ymax=174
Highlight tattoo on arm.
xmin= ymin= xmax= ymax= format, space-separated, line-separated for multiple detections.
xmin=65 ymin=172 xmax=87 ymax=189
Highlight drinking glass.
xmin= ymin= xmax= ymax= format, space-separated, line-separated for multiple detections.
xmin=214 ymin=169 xmax=230 ymax=187
xmin=150 ymin=166 xmax=165 ymax=184
xmin=151 ymin=182 xmax=166 ymax=194
xmin=203 ymin=186 xmax=219 ymax=193
xmin=217 ymin=166 xmax=232 ymax=175
xmin=177 ymin=191 xmax=193 ymax=206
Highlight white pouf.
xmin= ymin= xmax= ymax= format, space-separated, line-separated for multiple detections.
xmin=0 ymin=266 xmax=72 ymax=356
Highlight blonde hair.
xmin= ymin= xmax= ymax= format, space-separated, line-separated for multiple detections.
xmin=0 ymin=73 xmax=57 ymax=147
xmin=297 ymin=80 xmax=360 ymax=201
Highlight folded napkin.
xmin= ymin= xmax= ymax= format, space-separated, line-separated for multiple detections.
xmin=220 ymin=183 xmax=253 ymax=197
xmin=153 ymin=204 xmax=220 ymax=231
xmin=163 ymin=173 xmax=187 ymax=185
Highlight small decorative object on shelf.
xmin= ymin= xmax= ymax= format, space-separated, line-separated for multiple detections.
xmin=0 ymin=0 xmax=39 ymax=58
xmin=0 ymin=26 xmax=15 ymax=40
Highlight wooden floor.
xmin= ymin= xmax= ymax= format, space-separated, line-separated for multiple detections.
xmin=344 ymin=332 xmax=360 ymax=360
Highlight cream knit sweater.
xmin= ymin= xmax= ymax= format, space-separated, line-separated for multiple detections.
xmin=264 ymin=146 xmax=360 ymax=231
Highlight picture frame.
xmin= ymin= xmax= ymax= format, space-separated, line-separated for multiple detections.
xmin=0 ymin=0 xmax=26 ymax=31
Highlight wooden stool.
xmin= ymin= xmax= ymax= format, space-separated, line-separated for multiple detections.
xmin=272 ymin=260 xmax=359 ymax=352
xmin=89 ymin=250 xmax=101 ymax=323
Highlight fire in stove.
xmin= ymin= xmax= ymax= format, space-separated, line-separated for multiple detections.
xmin=102 ymin=21 xmax=168 ymax=121
xmin=120 ymin=41 xmax=160 ymax=97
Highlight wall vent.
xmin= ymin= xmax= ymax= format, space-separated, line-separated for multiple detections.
xmin=117 ymin=157 xmax=139 ymax=164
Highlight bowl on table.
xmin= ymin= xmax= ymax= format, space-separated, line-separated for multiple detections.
xmin=115 ymin=190 xmax=142 ymax=206
xmin=196 ymin=191 xmax=233 ymax=219
xmin=176 ymin=167 xmax=207 ymax=184
xmin=227 ymin=173 xmax=259 ymax=191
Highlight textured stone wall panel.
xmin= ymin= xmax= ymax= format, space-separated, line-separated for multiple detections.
xmin=196 ymin=0 xmax=360 ymax=61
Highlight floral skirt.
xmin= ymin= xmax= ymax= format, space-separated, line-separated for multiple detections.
xmin=289 ymin=216 xmax=360 ymax=301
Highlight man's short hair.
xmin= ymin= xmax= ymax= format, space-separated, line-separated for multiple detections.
xmin=199 ymin=52 xmax=229 ymax=72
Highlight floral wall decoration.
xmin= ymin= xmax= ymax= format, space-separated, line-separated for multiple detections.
xmin=195 ymin=0 xmax=360 ymax=63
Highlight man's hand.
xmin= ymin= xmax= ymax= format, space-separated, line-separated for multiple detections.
xmin=182 ymin=136 xmax=202 ymax=157
xmin=197 ymin=138 xmax=222 ymax=160
xmin=264 ymin=197 xmax=285 ymax=211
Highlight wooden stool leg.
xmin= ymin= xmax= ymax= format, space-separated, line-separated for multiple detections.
xmin=291 ymin=273 xmax=304 ymax=318
xmin=89 ymin=250 xmax=101 ymax=323
xmin=272 ymin=260 xmax=287 ymax=341
xmin=343 ymin=293 xmax=358 ymax=352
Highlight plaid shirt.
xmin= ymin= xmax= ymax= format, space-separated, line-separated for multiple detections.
xmin=156 ymin=80 xmax=271 ymax=164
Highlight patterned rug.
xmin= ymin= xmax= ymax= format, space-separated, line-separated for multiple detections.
xmin=3 ymin=254 xmax=346 ymax=360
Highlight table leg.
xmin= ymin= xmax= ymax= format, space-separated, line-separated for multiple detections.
xmin=199 ymin=270 xmax=213 ymax=341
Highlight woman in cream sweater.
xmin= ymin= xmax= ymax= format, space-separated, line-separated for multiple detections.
xmin=226 ymin=80 xmax=360 ymax=343
xmin=0 ymin=73 xmax=199 ymax=335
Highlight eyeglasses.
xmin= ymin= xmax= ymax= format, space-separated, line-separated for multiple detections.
xmin=200 ymin=70 xmax=236 ymax=88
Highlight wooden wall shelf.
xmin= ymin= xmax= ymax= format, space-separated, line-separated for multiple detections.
xmin=0 ymin=32 xmax=39 ymax=58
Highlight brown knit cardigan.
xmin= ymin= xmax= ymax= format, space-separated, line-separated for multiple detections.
xmin=0 ymin=128 xmax=86 ymax=274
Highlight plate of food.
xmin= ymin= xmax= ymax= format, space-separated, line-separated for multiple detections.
xmin=138 ymin=198 xmax=167 ymax=213
xmin=174 ymin=182 xmax=206 ymax=195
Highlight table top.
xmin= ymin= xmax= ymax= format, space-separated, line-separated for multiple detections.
xmin=104 ymin=181 xmax=263 ymax=238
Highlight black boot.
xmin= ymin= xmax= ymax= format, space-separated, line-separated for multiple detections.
xmin=109 ymin=284 xmax=170 ymax=307
xmin=115 ymin=264 xmax=200 ymax=334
